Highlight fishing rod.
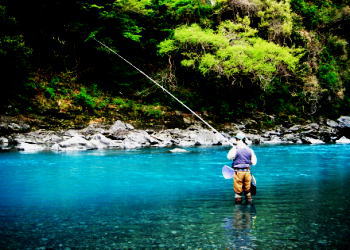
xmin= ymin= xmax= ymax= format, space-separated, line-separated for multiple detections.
xmin=92 ymin=37 xmax=234 ymax=147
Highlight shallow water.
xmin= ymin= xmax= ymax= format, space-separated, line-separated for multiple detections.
xmin=0 ymin=144 xmax=350 ymax=248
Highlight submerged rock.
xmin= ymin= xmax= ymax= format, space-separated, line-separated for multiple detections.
xmin=169 ymin=148 xmax=189 ymax=153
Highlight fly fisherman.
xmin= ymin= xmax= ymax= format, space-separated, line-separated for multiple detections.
xmin=227 ymin=132 xmax=257 ymax=205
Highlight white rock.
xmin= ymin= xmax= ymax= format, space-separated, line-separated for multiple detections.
xmin=303 ymin=137 xmax=325 ymax=144
xmin=126 ymin=131 xmax=150 ymax=145
xmin=337 ymin=116 xmax=350 ymax=128
xmin=91 ymin=133 xmax=117 ymax=145
xmin=186 ymin=130 xmax=220 ymax=145
xmin=64 ymin=130 xmax=81 ymax=137
xmin=262 ymin=136 xmax=284 ymax=145
xmin=51 ymin=143 xmax=61 ymax=151
xmin=169 ymin=148 xmax=189 ymax=153
xmin=152 ymin=132 xmax=174 ymax=147
xmin=109 ymin=120 xmax=134 ymax=132
xmin=125 ymin=123 xmax=135 ymax=130
xmin=288 ymin=125 xmax=302 ymax=132
xmin=89 ymin=133 xmax=123 ymax=149
xmin=336 ymin=136 xmax=350 ymax=144
xmin=122 ymin=139 xmax=141 ymax=149
xmin=178 ymin=140 xmax=196 ymax=147
xmin=282 ymin=134 xmax=302 ymax=144
xmin=80 ymin=124 xmax=107 ymax=135
xmin=58 ymin=135 xmax=96 ymax=150
xmin=0 ymin=137 xmax=9 ymax=145
xmin=42 ymin=134 xmax=62 ymax=144
xmin=16 ymin=142 xmax=45 ymax=152
xmin=326 ymin=119 xmax=339 ymax=128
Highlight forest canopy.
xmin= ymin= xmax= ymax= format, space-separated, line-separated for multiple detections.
xmin=1 ymin=0 xmax=349 ymax=125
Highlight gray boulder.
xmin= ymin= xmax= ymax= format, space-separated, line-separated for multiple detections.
xmin=245 ymin=134 xmax=262 ymax=145
xmin=89 ymin=133 xmax=122 ymax=149
xmin=64 ymin=129 xmax=81 ymax=137
xmin=282 ymin=133 xmax=302 ymax=144
xmin=79 ymin=124 xmax=108 ymax=136
xmin=152 ymin=131 xmax=175 ymax=147
xmin=106 ymin=121 xmax=136 ymax=141
xmin=177 ymin=140 xmax=196 ymax=147
xmin=317 ymin=125 xmax=339 ymax=143
xmin=0 ymin=121 xmax=30 ymax=135
xmin=122 ymin=130 xmax=159 ymax=149
xmin=16 ymin=142 xmax=46 ymax=152
xmin=0 ymin=136 xmax=9 ymax=145
xmin=286 ymin=125 xmax=303 ymax=133
xmin=0 ymin=136 xmax=13 ymax=151
xmin=262 ymin=136 xmax=286 ymax=145
xmin=336 ymin=136 xmax=350 ymax=144
xmin=326 ymin=119 xmax=339 ymax=128
xmin=55 ymin=135 xmax=96 ymax=151
xmin=337 ymin=116 xmax=350 ymax=128
xmin=301 ymin=136 xmax=325 ymax=144
xmin=184 ymin=129 xmax=222 ymax=146
xmin=109 ymin=120 xmax=134 ymax=132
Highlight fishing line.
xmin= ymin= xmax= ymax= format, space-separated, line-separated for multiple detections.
xmin=93 ymin=37 xmax=234 ymax=147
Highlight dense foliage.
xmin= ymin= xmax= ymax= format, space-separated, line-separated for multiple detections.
xmin=1 ymin=0 xmax=349 ymax=126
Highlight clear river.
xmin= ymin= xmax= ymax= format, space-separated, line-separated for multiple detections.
xmin=1 ymin=144 xmax=350 ymax=248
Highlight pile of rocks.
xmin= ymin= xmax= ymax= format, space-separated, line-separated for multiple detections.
xmin=1 ymin=116 xmax=350 ymax=152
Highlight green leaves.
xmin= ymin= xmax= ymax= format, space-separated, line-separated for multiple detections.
xmin=174 ymin=24 xmax=229 ymax=48
xmin=84 ymin=0 xmax=154 ymax=43
xmin=158 ymin=39 xmax=177 ymax=55
xmin=158 ymin=20 xmax=303 ymax=89
xmin=256 ymin=0 xmax=294 ymax=39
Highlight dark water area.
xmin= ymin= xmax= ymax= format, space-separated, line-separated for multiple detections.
xmin=0 ymin=145 xmax=350 ymax=248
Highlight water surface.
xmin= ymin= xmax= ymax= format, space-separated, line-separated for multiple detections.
xmin=0 ymin=145 xmax=350 ymax=248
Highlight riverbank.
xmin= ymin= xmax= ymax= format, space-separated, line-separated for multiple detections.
xmin=1 ymin=115 xmax=350 ymax=152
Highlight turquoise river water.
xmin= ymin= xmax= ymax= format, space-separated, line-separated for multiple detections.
xmin=0 ymin=144 xmax=350 ymax=248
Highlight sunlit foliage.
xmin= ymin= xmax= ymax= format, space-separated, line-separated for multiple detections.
xmin=159 ymin=20 xmax=303 ymax=89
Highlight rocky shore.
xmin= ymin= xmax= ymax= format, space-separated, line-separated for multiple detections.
xmin=1 ymin=116 xmax=350 ymax=152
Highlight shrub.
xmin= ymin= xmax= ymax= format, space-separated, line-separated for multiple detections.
xmin=141 ymin=105 xmax=164 ymax=118
xmin=44 ymin=87 xmax=56 ymax=98
xmin=74 ymin=87 xmax=97 ymax=110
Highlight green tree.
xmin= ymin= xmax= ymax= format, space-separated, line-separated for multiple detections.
xmin=159 ymin=19 xmax=303 ymax=90
xmin=0 ymin=3 xmax=32 ymax=107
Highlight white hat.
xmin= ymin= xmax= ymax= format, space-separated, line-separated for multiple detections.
xmin=235 ymin=132 xmax=245 ymax=140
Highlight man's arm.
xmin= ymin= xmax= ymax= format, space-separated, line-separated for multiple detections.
xmin=227 ymin=147 xmax=237 ymax=160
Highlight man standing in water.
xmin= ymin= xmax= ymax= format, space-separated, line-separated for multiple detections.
xmin=227 ymin=132 xmax=257 ymax=205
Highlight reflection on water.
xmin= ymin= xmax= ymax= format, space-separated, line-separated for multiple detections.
xmin=223 ymin=205 xmax=257 ymax=248
xmin=0 ymin=145 xmax=350 ymax=248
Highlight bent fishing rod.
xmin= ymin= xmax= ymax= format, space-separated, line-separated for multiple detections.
xmin=92 ymin=37 xmax=234 ymax=147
